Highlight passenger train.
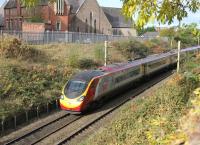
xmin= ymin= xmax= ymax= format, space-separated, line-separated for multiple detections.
xmin=59 ymin=46 xmax=200 ymax=113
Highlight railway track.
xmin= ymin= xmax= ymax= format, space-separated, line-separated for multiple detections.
xmin=55 ymin=71 xmax=173 ymax=145
xmin=2 ymin=70 xmax=173 ymax=145
xmin=3 ymin=113 xmax=82 ymax=145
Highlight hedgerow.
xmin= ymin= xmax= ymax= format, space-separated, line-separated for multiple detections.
xmin=0 ymin=64 xmax=72 ymax=119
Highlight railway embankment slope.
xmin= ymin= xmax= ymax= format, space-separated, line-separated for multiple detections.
xmin=80 ymin=54 xmax=200 ymax=145
xmin=0 ymin=36 xmax=170 ymax=124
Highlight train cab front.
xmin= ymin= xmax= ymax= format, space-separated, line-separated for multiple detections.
xmin=59 ymin=79 xmax=87 ymax=114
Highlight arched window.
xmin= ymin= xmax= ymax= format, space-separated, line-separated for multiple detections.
xmin=77 ymin=27 xmax=80 ymax=32
xmin=90 ymin=12 xmax=93 ymax=33
xmin=85 ymin=18 xmax=88 ymax=33
xmin=94 ymin=19 xmax=96 ymax=33
xmin=56 ymin=20 xmax=61 ymax=31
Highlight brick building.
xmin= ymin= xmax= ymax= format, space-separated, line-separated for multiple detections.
xmin=4 ymin=0 xmax=136 ymax=36
xmin=4 ymin=0 xmax=70 ymax=31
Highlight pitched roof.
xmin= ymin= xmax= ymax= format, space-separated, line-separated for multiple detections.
xmin=102 ymin=7 xmax=133 ymax=28
xmin=65 ymin=0 xmax=85 ymax=14
xmin=4 ymin=0 xmax=16 ymax=9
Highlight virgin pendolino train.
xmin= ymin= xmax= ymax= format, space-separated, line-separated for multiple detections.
xmin=59 ymin=46 xmax=200 ymax=113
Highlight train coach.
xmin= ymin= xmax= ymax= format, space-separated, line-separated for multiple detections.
xmin=59 ymin=46 xmax=200 ymax=113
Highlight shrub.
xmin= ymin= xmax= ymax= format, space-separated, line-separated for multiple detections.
xmin=67 ymin=53 xmax=79 ymax=68
xmin=94 ymin=45 xmax=104 ymax=62
xmin=78 ymin=58 xmax=99 ymax=69
xmin=0 ymin=36 xmax=43 ymax=61
xmin=112 ymin=40 xmax=150 ymax=60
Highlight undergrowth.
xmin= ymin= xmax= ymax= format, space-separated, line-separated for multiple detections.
xmin=0 ymin=36 xmax=44 ymax=61
xmin=0 ymin=64 xmax=73 ymax=119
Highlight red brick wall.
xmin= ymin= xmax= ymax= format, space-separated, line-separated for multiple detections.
xmin=22 ymin=22 xmax=45 ymax=32
xmin=46 ymin=3 xmax=69 ymax=31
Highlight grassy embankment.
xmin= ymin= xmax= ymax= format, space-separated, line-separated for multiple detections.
xmin=0 ymin=36 xmax=172 ymax=120
xmin=80 ymin=54 xmax=200 ymax=145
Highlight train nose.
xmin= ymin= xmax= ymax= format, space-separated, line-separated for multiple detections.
xmin=59 ymin=98 xmax=83 ymax=112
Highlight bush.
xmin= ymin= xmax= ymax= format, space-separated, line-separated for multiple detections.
xmin=67 ymin=53 xmax=79 ymax=68
xmin=0 ymin=64 xmax=69 ymax=118
xmin=78 ymin=58 xmax=99 ymax=69
xmin=0 ymin=36 xmax=43 ymax=61
xmin=112 ymin=40 xmax=150 ymax=60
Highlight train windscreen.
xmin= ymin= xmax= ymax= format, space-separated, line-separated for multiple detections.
xmin=64 ymin=80 xmax=87 ymax=99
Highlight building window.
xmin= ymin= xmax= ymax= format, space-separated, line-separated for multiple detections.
xmin=56 ymin=0 xmax=64 ymax=15
xmin=56 ymin=20 xmax=61 ymax=31
xmin=85 ymin=18 xmax=88 ymax=33
xmin=10 ymin=20 xmax=13 ymax=30
xmin=94 ymin=19 xmax=96 ymax=33
xmin=77 ymin=27 xmax=79 ymax=32
xmin=90 ymin=12 xmax=92 ymax=33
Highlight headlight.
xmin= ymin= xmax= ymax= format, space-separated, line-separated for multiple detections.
xmin=77 ymin=96 xmax=84 ymax=102
xmin=60 ymin=95 xmax=64 ymax=100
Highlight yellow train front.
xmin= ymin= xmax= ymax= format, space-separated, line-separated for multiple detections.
xmin=59 ymin=70 xmax=103 ymax=113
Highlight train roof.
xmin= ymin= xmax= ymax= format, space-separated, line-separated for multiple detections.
xmin=71 ymin=70 xmax=104 ymax=82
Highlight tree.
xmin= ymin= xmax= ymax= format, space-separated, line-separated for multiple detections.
xmin=20 ymin=0 xmax=54 ymax=7
xmin=160 ymin=28 xmax=176 ymax=48
xmin=137 ymin=26 xmax=156 ymax=36
xmin=121 ymin=0 xmax=200 ymax=28
xmin=174 ymin=23 xmax=200 ymax=47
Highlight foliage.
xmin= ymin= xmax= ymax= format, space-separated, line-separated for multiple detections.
xmin=174 ymin=23 xmax=200 ymax=47
xmin=137 ymin=26 xmax=156 ymax=36
xmin=94 ymin=45 xmax=104 ymax=63
xmin=0 ymin=36 xmax=43 ymax=61
xmin=0 ymin=38 xmax=125 ymax=119
xmin=112 ymin=39 xmax=170 ymax=60
xmin=121 ymin=0 xmax=200 ymax=28
xmin=78 ymin=58 xmax=99 ymax=69
xmin=159 ymin=23 xmax=200 ymax=48
xmin=28 ymin=16 xmax=44 ymax=23
xmin=0 ymin=64 xmax=69 ymax=119
xmin=160 ymin=28 xmax=176 ymax=39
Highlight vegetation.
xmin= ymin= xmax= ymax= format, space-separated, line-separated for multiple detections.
xmin=0 ymin=35 xmax=197 ymax=123
xmin=121 ymin=0 xmax=200 ymax=28
xmin=0 ymin=37 xmax=127 ymax=119
xmin=137 ymin=26 xmax=156 ymax=36
xmin=80 ymin=54 xmax=200 ymax=145
xmin=160 ymin=23 xmax=200 ymax=48
xmin=28 ymin=16 xmax=44 ymax=23
xmin=0 ymin=36 xmax=43 ymax=61
xmin=111 ymin=38 xmax=170 ymax=60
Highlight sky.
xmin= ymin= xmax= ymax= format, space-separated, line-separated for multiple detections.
xmin=0 ymin=0 xmax=199 ymax=27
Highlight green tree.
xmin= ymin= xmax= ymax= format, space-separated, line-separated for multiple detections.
xmin=137 ymin=26 xmax=156 ymax=36
xmin=160 ymin=28 xmax=176 ymax=48
xmin=174 ymin=23 xmax=200 ymax=47
xmin=121 ymin=0 xmax=200 ymax=28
